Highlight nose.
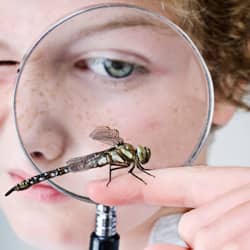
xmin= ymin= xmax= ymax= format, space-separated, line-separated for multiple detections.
xmin=15 ymin=56 xmax=68 ymax=167
xmin=21 ymin=116 xmax=66 ymax=164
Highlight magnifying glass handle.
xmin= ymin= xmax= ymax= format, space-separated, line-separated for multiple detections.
xmin=89 ymin=232 xmax=120 ymax=250
xmin=89 ymin=205 xmax=120 ymax=250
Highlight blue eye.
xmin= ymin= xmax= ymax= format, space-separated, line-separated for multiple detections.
xmin=86 ymin=58 xmax=135 ymax=79
xmin=74 ymin=57 xmax=148 ymax=80
xmin=104 ymin=59 xmax=134 ymax=78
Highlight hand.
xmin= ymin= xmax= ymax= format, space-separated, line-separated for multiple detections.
xmin=87 ymin=166 xmax=250 ymax=250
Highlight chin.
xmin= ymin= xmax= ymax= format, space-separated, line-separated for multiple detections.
xmin=1 ymin=196 xmax=94 ymax=250
xmin=0 ymin=172 xmax=96 ymax=250
xmin=4 ymin=208 xmax=90 ymax=250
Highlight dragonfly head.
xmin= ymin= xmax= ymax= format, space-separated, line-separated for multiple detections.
xmin=136 ymin=146 xmax=151 ymax=164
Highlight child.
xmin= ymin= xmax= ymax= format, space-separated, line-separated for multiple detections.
xmin=0 ymin=1 xmax=249 ymax=250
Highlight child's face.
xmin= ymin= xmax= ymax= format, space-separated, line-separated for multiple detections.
xmin=0 ymin=1 xmax=209 ymax=249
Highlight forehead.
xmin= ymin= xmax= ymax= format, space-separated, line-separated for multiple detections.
xmin=0 ymin=0 xmax=168 ymax=56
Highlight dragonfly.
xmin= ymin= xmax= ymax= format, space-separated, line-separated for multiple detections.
xmin=5 ymin=126 xmax=154 ymax=196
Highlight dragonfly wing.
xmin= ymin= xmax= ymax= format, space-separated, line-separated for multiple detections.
xmin=66 ymin=155 xmax=90 ymax=172
xmin=66 ymin=156 xmax=86 ymax=165
xmin=89 ymin=126 xmax=124 ymax=146
xmin=66 ymin=152 xmax=105 ymax=172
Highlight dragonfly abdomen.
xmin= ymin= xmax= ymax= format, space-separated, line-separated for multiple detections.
xmin=5 ymin=166 xmax=70 ymax=196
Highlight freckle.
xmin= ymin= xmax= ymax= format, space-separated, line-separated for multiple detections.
xmin=77 ymin=113 xmax=83 ymax=121
xmin=38 ymin=91 xmax=44 ymax=97
xmin=27 ymin=119 xmax=33 ymax=130
xmin=31 ymin=87 xmax=37 ymax=92
xmin=37 ymin=110 xmax=46 ymax=115
xmin=85 ymin=111 xmax=90 ymax=120
xmin=64 ymin=97 xmax=73 ymax=108
xmin=173 ymin=107 xmax=179 ymax=113
xmin=81 ymin=97 xmax=88 ymax=103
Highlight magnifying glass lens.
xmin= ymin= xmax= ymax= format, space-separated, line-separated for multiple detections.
xmin=10 ymin=5 xmax=213 ymax=202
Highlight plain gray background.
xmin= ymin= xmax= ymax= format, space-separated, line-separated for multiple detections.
xmin=1 ymin=110 xmax=250 ymax=250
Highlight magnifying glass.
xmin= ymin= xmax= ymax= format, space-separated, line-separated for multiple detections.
xmin=6 ymin=3 xmax=214 ymax=249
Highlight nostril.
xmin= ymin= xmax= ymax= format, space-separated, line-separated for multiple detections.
xmin=26 ymin=126 xmax=66 ymax=161
xmin=30 ymin=151 xmax=43 ymax=159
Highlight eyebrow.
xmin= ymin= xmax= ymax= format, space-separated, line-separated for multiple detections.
xmin=0 ymin=16 xmax=177 ymax=63
xmin=76 ymin=15 xmax=175 ymax=37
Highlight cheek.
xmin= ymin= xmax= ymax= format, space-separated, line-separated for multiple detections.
xmin=0 ymin=104 xmax=7 ymax=127
xmin=0 ymin=64 xmax=17 ymax=127
xmin=0 ymin=85 xmax=12 ymax=128
xmin=94 ymin=92 xmax=207 ymax=168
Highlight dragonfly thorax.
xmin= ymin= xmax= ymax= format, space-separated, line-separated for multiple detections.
xmin=118 ymin=143 xmax=136 ymax=160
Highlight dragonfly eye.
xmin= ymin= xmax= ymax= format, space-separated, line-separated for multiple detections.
xmin=145 ymin=147 xmax=151 ymax=163
xmin=136 ymin=146 xmax=151 ymax=164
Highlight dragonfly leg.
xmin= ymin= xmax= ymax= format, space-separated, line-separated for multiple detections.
xmin=104 ymin=153 xmax=112 ymax=186
xmin=106 ymin=162 xmax=129 ymax=186
xmin=128 ymin=163 xmax=147 ymax=185
xmin=136 ymin=159 xmax=155 ymax=178
xmin=137 ymin=162 xmax=153 ymax=171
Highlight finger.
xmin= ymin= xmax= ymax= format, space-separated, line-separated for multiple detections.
xmin=223 ymin=229 xmax=250 ymax=250
xmin=87 ymin=166 xmax=250 ymax=207
xmin=145 ymin=244 xmax=188 ymax=250
xmin=187 ymin=201 xmax=250 ymax=250
xmin=179 ymin=184 xmax=250 ymax=242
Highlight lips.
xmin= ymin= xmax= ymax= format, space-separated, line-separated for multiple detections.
xmin=8 ymin=169 xmax=68 ymax=202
